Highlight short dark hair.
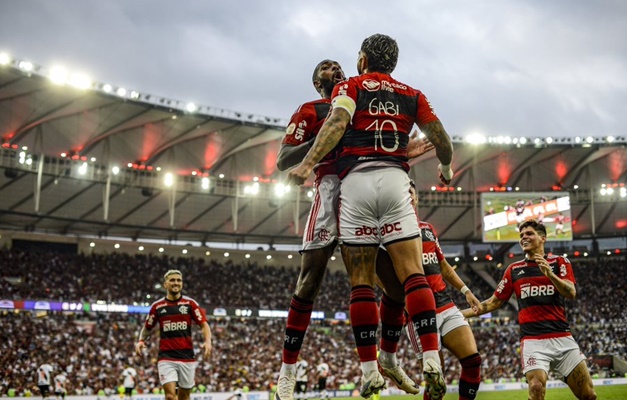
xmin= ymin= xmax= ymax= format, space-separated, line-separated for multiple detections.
xmin=360 ymin=34 xmax=398 ymax=74
xmin=519 ymin=220 xmax=547 ymax=237
xmin=312 ymin=59 xmax=336 ymax=85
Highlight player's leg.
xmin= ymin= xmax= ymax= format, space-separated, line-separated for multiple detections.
xmin=441 ymin=321 xmax=481 ymax=400
xmin=525 ymin=369 xmax=548 ymax=400
xmin=374 ymin=249 xmax=420 ymax=394
xmin=565 ymin=360 xmax=596 ymax=400
xmin=162 ymin=383 xmax=178 ymax=400
xmin=176 ymin=362 xmax=196 ymax=400
xmin=379 ymin=169 xmax=444 ymax=399
xmin=277 ymin=176 xmax=339 ymax=400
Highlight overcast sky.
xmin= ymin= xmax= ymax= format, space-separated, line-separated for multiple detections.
xmin=1 ymin=0 xmax=626 ymax=139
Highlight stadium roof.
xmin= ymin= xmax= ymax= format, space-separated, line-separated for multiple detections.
xmin=0 ymin=56 xmax=625 ymax=249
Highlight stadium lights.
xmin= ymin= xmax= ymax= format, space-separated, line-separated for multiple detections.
xmin=164 ymin=173 xmax=174 ymax=187
xmin=606 ymin=136 xmax=615 ymax=143
xmin=465 ymin=133 xmax=487 ymax=145
xmin=186 ymin=102 xmax=198 ymax=113
xmin=287 ymin=254 xmax=293 ymax=259
xmin=307 ymin=190 xmax=314 ymax=198
xmin=89 ymin=242 xmax=95 ymax=248
xmin=111 ymin=166 xmax=120 ymax=175
xmin=243 ymin=182 xmax=260 ymax=195
xmin=331 ymin=256 xmax=336 ymax=261
xmin=219 ymin=174 xmax=225 ymax=179
xmin=454 ymin=257 xmax=460 ymax=262
xmin=201 ymin=177 xmax=210 ymax=190
xmin=274 ymin=183 xmax=290 ymax=197
xmin=18 ymin=60 xmax=33 ymax=72
xmin=130 ymin=91 xmax=140 ymax=99
xmin=158 ymin=247 xmax=164 ymax=253
xmin=546 ymin=137 xmax=553 ymax=144
xmin=60 ymin=152 xmax=67 ymax=157
xmin=138 ymin=246 xmax=144 ymax=251
xmin=114 ymin=243 xmax=120 ymax=249
xmin=205 ymin=251 xmax=211 ymax=256
xmin=69 ymin=73 xmax=92 ymax=90
xmin=182 ymin=249 xmax=188 ymax=254
xmin=102 ymin=84 xmax=112 ymax=93
xmin=245 ymin=254 xmax=251 ymax=258
xmin=116 ymin=87 xmax=127 ymax=97
xmin=224 ymin=252 xmax=229 ymax=257
xmin=78 ymin=162 xmax=88 ymax=175
xmin=266 ymin=255 xmax=272 ymax=260
xmin=0 ymin=52 xmax=10 ymax=65
xmin=49 ymin=66 xmax=69 ymax=85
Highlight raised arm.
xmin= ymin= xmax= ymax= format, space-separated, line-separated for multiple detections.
xmin=419 ymin=120 xmax=454 ymax=184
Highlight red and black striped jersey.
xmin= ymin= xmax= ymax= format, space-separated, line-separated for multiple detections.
xmin=419 ymin=221 xmax=453 ymax=311
xmin=331 ymin=72 xmax=439 ymax=178
xmin=494 ymin=255 xmax=576 ymax=340
xmin=144 ymin=295 xmax=207 ymax=361
xmin=282 ymin=98 xmax=338 ymax=180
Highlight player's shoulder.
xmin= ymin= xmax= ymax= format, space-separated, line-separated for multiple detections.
xmin=507 ymin=259 xmax=528 ymax=271
xmin=180 ymin=295 xmax=201 ymax=305
xmin=149 ymin=297 xmax=167 ymax=308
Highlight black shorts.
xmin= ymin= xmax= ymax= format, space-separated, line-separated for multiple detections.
xmin=295 ymin=381 xmax=307 ymax=393
xmin=125 ymin=387 xmax=134 ymax=396
xmin=38 ymin=385 xmax=50 ymax=397
xmin=317 ymin=378 xmax=327 ymax=391
xmin=55 ymin=391 xmax=66 ymax=399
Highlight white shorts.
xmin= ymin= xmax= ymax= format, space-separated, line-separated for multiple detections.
xmin=407 ymin=304 xmax=468 ymax=359
xmin=158 ymin=360 xmax=197 ymax=389
xmin=339 ymin=168 xmax=420 ymax=246
xmin=302 ymin=175 xmax=340 ymax=251
xmin=521 ymin=336 xmax=586 ymax=379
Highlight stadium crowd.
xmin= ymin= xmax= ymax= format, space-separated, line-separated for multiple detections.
xmin=1 ymin=249 xmax=625 ymax=396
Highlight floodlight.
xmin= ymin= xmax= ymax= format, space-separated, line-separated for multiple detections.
xmin=519 ymin=137 xmax=528 ymax=145
xmin=90 ymin=157 xmax=96 ymax=162
xmin=78 ymin=162 xmax=88 ymax=175
xmin=89 ymin=242 xmax=95 ymax=248
xmin=330 ymin=256 xmax=336 ymax=261
xmin=49 ymin=66 xmax=69 ymax=85
xmin=465 ymin=133 xmax=487 ymax=145
xmin=0 ymin=53 xmax=10 ymax=65
xmin=102 ymin=84 xmax=113 ymax=93
xmin=606 ymin=136 xmax=615 ymax=143
xmin=69 ymin=73 xmax=92 ymax=90
xmin=224 ymin=252 xmax=229 ymax=257
xmin=186 ymin=102 xmax=198 ymax=112
xmin=219 ymin=174 xmax=225 ymax=179
xmin=164 ymin=173 xmax=174 ymax=187
xmin=182 ymin=249 xmax=188 ymax=254
xmin=266 ymin=255 xmax=272 ymax=260
xmin=585 ymin=136 xmax=594 ymax=143
xmin=18 ymin=61 xmax=33 ymax=71
xmin=111 ymin=166 xmax=120 ymax=175
xmin=114 ymin=243 xmax=120 ymax=249
xmin=205 ymin=251 xmax=211 ymax=256
xmin=546 ymin=137 xmax=553 ymax=144
xmin=116 ymin=88 xmax=127 ymax=97
xmin=129 ymin=91 xmax=140 ymax=99
xmin=275 ymin=183 xmax=290 ymax=197
xmin=159 ymin=247 xmax=165 ymax=253
xmin=138 ymin=246 xmax=144 ymax=251
xmin=287 ymin=255 xmax=293 ymax=259
xmin=201 ymin=177 xmax=210 ymax=190
xmin=245 ymin=254 xmax=251 ymax=258
xmin=307 ymin=190 xmax=313 ymax=198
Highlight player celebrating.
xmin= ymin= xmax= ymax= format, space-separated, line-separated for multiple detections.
xmin=135 ymin=270 xmax=212 ymax=400
xmin=37 ymin=363 xmax=53 ymax=399
xmin=462 ymin=220 xmax=596 ymax=400
xmin=287 ymin=34 xmax=454 ymax=400
xmin=275 ymin=58 xmax=433 ymax=400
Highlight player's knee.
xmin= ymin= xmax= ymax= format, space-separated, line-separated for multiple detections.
xmin=528 ymin=380 xmax=544 ymax=397
xmin=165 ymin=393 xmax=177 ymax=400
xmin=579 ymin=388 xmax=596 ymax=400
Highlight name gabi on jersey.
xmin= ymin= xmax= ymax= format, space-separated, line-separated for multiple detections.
xmin=520 ymin=283 xmax=555 ymax=299
xmin=355 ymin=222 xmax=401 ymax=237
xmin=163 ymin=321 xmax=188 ymax=332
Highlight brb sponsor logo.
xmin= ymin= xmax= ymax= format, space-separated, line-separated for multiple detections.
xmin=520 ymin=283 xmax=555 ymax=299
xmin=422 ymin=251 xmax=438 ymax=265
xmin=163 ymin=321 xmax=188 ymax=332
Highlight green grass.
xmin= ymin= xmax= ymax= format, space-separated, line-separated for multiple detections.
xmin=341 ymin=384 xmax=627 ymax=399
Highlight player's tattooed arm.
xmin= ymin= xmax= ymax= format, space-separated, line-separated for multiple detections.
xmin=461 ymin=295 xmax=505 ymax=318
xmin=301 ymin=109 xmax=350 ymax=170
xmin=137 ymin=326 xmax=152 ymax=342
xmin=276 ymin=139 xmax=314 ymax=171
xmin=535 ymin=255 xmax=577 ymax=299
xmin=419 ymin=120 xmax=453 ymax=165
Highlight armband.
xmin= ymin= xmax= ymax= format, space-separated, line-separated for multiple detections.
xmin=460 ymin=286 xmax=470 ymax=295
